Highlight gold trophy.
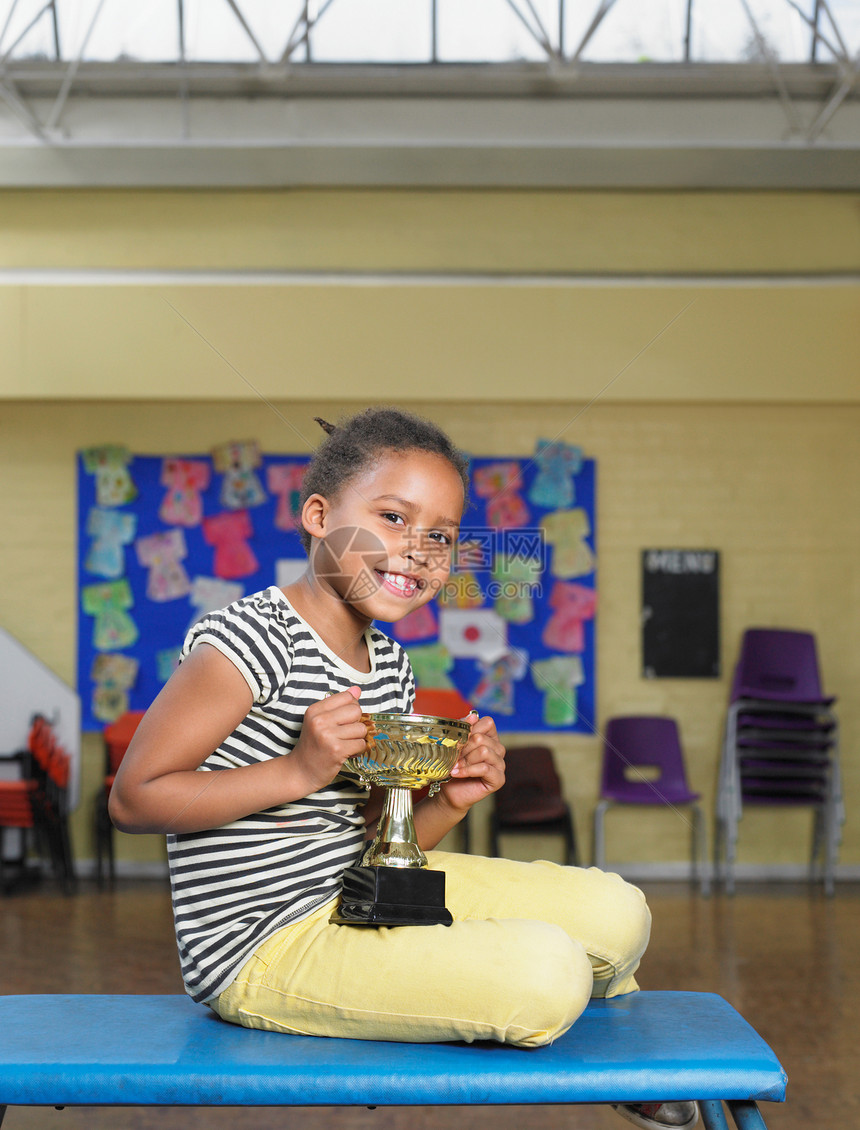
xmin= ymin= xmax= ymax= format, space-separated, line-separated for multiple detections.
xmin=334 ymin=712 xmax=471 ymax=927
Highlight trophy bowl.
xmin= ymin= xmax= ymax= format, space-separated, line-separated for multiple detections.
xmin=335 ymin=712 xmax=471 ymax=927
xmin=346 ymin=712 xmax=470 ymax=792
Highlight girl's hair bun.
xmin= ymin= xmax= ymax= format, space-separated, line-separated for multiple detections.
xmin=314 ymin=417 xmax=338 ymax=435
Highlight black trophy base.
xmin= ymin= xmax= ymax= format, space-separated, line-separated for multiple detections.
xmin=333 ymin=864 xmax=453 ymax=927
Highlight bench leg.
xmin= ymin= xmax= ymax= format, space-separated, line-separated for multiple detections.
xmin=0 ymin=1103 xmax=6 ymax=1127
xmin=701 ymin=1099 xmax=773 ymax=1130
xmin=700 ymin=1099 xmax=731 ymax=1129
xmin=726 ymin=1100 xmax=771 ymax=1130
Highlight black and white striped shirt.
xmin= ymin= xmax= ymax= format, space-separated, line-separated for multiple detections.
xmin=167 ymin=586 xmax=415 ymax=1004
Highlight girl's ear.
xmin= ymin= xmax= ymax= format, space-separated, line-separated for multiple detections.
xmin=301 ymin=493 xmax=329 ymax=542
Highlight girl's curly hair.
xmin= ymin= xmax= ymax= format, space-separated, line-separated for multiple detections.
xmin=298 ymin=407 xmax=469 ymax=551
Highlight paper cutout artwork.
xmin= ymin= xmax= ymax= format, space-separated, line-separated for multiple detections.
xmin=275 ymin=559 xmax=307 ymax=589
xmin=84 ymin=507 xmax=137 ymax=579
xmin=395 ymin=604 xmax=438 ymax=642
xmin=187 ymin=576 xmax=244 ymax=631
xmin=473 ymin=462 xmax=530 ymax=529
xmin=267 ymin=463 xmax=307 ymax=532
xmin=81 ymin=579 xmax=139 ymax=652
xmin=212 ymin=440 xmax=267 ymax=510
xmin=81 ymin=445 xmax=137 ymax=507
xmin=542 ymin=581 xmax=596 ymax=653
xmin=455 ymin=537 xmax=494 ymax=572
xmin=407 ymin=642 xmax=455 ymax=689
xmin=531 ymin=655 xmax=585 ymax=727
xmin=528 ymin=440 xmax=582 ymax=510
xmin=135 ymin=529 xmax=192 ymax=602
xmin=470 ymin=647 xmax=528 ymax=715
xmin=203 ymin=510 xmax=259 ymax=579
xmin=159 ymin=459 xmax=211 ymax=527
xmin=438 ymin=608 xmax=508 ymax=664
xmin=90 ymin=653 xmax=139 ymax=723
xmin=156 ymin=648 xmax=181 ymax=683
xmin=541 ymin=508 xmax=595 ymax=578
xmin=436 ymin=571 xmax=484 ymax=609
xmin=492 ymin=555 xmax=542 ymax=624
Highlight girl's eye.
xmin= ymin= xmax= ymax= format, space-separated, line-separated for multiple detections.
xmin=428 ymin=530 xmax=452 ymax=546
xmin=381 ymin=511 xmax=405 ymax=526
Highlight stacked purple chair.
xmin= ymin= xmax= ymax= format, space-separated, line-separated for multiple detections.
xmin=715 ymin=628 xmax=843 ymax=895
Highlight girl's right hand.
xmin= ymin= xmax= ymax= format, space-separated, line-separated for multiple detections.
xmin=288 ymin=686 xmax=367 ymax=796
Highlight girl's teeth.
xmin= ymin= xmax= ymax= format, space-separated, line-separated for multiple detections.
xmin=383 ymin=571 xmax=415 ymax=593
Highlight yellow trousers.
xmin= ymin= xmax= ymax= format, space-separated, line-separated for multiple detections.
xmin=213 ymin=852 xmax=651 ymax=1047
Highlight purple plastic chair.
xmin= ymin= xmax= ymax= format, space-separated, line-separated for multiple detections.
xmin=731 ymin=628 xmax=835 ymax=705
xmin=716 ymin=628 xmax=842 ymax=894
xmin=594 ymin=717 xmax=708 ymax=893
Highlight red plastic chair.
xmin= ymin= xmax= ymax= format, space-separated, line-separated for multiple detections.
xmin=0 ymin=770 xmax=41 ymax=893
xmin=95 ymin=711 xmax=145 ymax=886
xmin=412 ymin=687 xmax=472 ymax=720
xmin=594 ymin=717 xmax=707 ymax=893
xmin=411 ymin=688 xmax=473 ymax=853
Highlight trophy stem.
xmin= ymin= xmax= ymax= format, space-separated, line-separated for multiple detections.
xmin=361 ymin=786 xmax=427 ymax=869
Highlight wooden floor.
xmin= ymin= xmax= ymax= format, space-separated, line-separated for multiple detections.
xmin=2 ymin=875 xmax=859 ymax=1129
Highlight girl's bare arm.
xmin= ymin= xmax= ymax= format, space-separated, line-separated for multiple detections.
xmin=109 ymin=645 xmax=367 ymax=835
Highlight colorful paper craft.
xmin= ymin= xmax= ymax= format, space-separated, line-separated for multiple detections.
xmin=159 ymin=459 xmax=211 ymax=527
xmin=135 ymin=529 xmax=192 ymax=602
xmin=81 ymin=579 xmax=139 ymax=652
xmin=187 ymin=576 xmax=244 ymax=630
xmin=156 ymin=648 xmax=181 ymax=683
xmin=267 ymin=463 xmax=307 ymax=531
xmin=436 ymin=571 xmax=484 ymax=609
xmin=541 ymin=508 xmax=595 ymax=578
xmin=492 ymin=555 xmax=542 ymax=624
xmin=90 ymin=653 xmax=139 ymax=723
xmin=470 ymin=647 xmax=528 ymax=715
xmin=81 ymin=445 xmax=137 ymax=507
xmin=202 ymin=510 xmax=259 ymax=579
xmin=84 ymin=507 xmax=137 ymax=579
xmin=407 ymin=642 xmax=455 ymax=689
xmin=528 ymin=440 xmax=582 ymax=510
xmin=212 ymin=440 xmax=267 ymax=510
xmin=438 ymin=608 xmax=508 ymax=663
xmin=275 ymin=559 xmax=307 ymax=589
xmin=454 ymin=536 xmax=494 ymax=572
xmin=473 ymin=461 xmax=530 ymax=529
xmin=395 ymin=604 xmax=438 ymax=642
xmin=542 ymin=581 xmax=597 ymax=653
xmin=531 ymin=655 xmax=585 ymax=727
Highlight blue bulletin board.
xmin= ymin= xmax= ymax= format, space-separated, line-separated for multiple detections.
xmin=77 ymin=443 xmax=596 ymax=734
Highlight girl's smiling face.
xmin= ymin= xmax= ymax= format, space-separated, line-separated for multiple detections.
xmin=302 ymin=449 xmax=465 ymax=624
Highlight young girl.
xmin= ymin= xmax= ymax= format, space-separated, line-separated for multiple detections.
xmin=110 ymin=408 xmax=695 ymax=1130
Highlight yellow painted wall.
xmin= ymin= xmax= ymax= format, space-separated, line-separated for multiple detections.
xmin=1 ymin=188 xmax=858 ymax=875
xmin=2 ymin=398 xmax=857 ymax=872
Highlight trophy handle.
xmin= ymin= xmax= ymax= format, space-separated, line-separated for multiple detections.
xmin=360 ymin=786 xmax=427 ymax=868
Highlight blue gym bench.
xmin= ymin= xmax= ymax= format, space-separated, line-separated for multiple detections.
xmin=0 ymin=991 xmax=786 ymax=1129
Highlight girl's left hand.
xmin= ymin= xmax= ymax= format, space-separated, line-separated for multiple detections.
xmin=439 ymin=712 xmax=506 ymax=813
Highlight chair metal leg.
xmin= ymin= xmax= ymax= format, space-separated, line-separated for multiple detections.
xmin=460 ymin=810 xmax=471 ymax=855
xmin=592 ymin=801 xmax=610 ymax=869
xmin=692 ymin=803 xmax=710 ymax=896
